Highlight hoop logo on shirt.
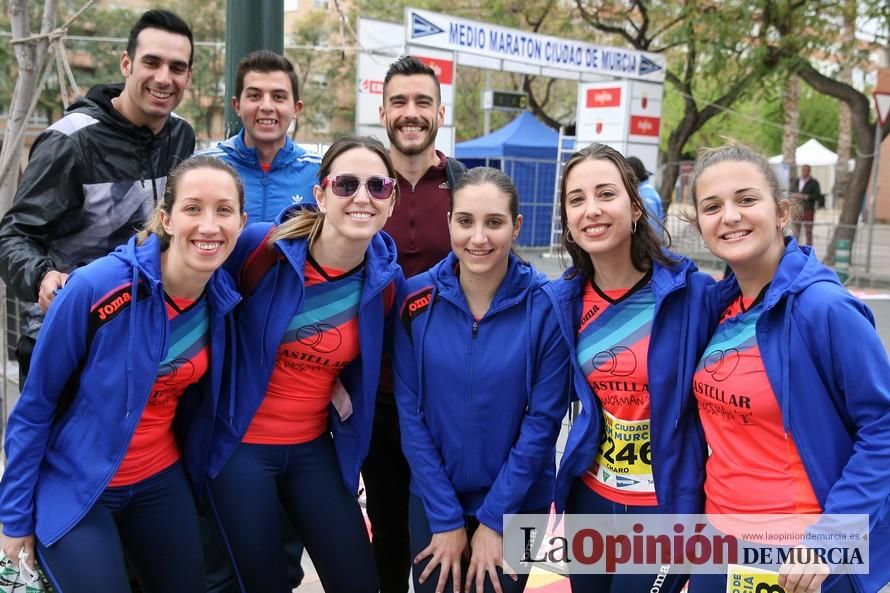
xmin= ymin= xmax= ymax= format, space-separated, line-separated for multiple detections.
xmin=296 ymin=323 xmax=342 ymax=353
xmin=701 ymin=348 xmax=741 ymax=382
xmin=592 ymin=346 xmax=637 ymax=377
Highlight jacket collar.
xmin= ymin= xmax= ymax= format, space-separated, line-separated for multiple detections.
xmin=224 ymin=128 xmax=302 ymax=168
xmin=430 ymin=251 xmax=542 ymax=314
xmin=716 ymin=237 xmax=842 ymax=312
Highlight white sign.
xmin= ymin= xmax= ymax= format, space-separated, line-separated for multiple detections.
xmin=406 ymin=7 xmax=665 ymax=82
xmin=576 ymin=80 xmax=663 ymax=175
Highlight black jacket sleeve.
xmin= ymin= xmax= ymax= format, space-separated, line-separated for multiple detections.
xmin=0 ymin=131 xmax=83 ymax=301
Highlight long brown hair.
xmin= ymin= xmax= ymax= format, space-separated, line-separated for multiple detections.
xmin=558 ymin=143 xmax=675 ymax=279
xmin=268 ymin=135 xmax=399 ymax=247
xmin=137 ymin=156 xmax=245 ymax=249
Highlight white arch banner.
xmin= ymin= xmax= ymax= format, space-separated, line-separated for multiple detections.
xmin=405 ymin=8 xmax=666 ymax=83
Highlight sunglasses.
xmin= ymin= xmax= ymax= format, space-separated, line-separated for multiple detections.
xmin=322 ymin=174 xmax=396 ymax=201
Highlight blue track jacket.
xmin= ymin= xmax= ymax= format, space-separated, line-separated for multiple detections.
xmin=394 ymin=253 xmax=570 ymax=534
xmin=544 ymin=255 xmax=715 ymax=514
xmin=206 ymin=205 xmax=402 ymax=495
xmin=195 ymin=130 xmax=321 ymax=222
xmin=0 ymin=235 xmax=240 ymax=545
xmin=708 ymin=238 xmax=890 ymax=593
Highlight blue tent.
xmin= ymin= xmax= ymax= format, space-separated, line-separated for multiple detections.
xmin=456 ymin=112 xmax=559 ymax=246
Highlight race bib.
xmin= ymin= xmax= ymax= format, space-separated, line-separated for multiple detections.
xmin=590 ymin=410 xmax=654 ymax=492
xmin=725 ymin=564 xmax=820 ymax=593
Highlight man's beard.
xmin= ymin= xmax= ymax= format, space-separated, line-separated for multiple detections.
xmin=386 ymin=121 xmax=438 ymax=156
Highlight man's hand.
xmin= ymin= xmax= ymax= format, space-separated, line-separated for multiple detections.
xmin=415 ymin=526 xmax=468 ymax=593
xmin=38 ymin=270 xmax=68 ymax=313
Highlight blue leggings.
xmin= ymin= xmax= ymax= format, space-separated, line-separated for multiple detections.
xmin=564 ymin=480 xmax=688 ymax=593
xmin=208 ymin=434 xmax=377 ymax=593
xmin=36 ymin=461 xmax=204 ymax=593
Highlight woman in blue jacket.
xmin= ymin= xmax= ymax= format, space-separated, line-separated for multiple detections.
xmin=686 ymin=145 xmax=890 ymax=593
xmin=0 ymin=156 xmax=246 ymax=593
xmin=546 ymin=144 xmax=714 ymax=593
xmin=206 ymin=135 xmax=401 ymax=593
xmin=394 ymin=167 xmax=570 ymax=593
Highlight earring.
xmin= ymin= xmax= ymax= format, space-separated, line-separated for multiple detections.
xmin=564 ymin=231 xmax=576 ymax=245
xmin=631 ymin=220 xmax=638 ymax=234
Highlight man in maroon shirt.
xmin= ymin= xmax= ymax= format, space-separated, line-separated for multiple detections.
xmin=362 ymin=56 xmax=465 ymax=593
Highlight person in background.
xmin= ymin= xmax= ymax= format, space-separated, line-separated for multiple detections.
xmin=0 ymin=9 xmax=196 ymax=388
xmin=195 ymin=49 xmax=321 ymax=221
xmin=789 ymin=164 xmax=822 ymax=246
xmin=205 ymin=136 xmax=402 ymax=593
xmin=627 ymin=156 xmax=665 ymax=238
xmin=547 ymin=144 xmax=713 ymax=593
xmin=687 ymin=145 xmax=890 ymax=593
xmin=394 ymin=167 xmax=569 ymax=593
xmin=364 ymin=54 xmax=466 ymax=593
xmin=0 ymin=157 xmax=246 ymax=593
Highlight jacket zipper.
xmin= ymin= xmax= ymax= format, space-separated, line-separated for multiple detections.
xmin=465 ymin=318 xmax=478 ymax=485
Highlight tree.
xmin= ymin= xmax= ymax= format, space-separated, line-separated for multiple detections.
xmin=0 ymin=0 xmax=59 ymax=215
xmin=574 ymin=0 xmax=788 ymax=205
xmin=177 ymin=0 xmax=226 ymax=139
xmin=286 ymin=8 xmax=356 ymax=142
xmin=767 ymin=0 xmax=890 ymax=260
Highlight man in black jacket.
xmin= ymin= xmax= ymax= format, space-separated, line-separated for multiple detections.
xmin=0 ymin=10 xmax=196 ymax=385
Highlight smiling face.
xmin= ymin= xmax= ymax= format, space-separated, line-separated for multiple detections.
xmin=314 ymin=147 xmax=395 ymax=246
xmin=694 ymin=160 xmax=789 ymax=274
xmin=563 ymin=158 xmax=641 ymax=265
xmin=118 ymin=27 xmax=192 ymax=134
xmin=233 ymin=69 xmax=302 ymax=154
xmin=379 ymin=73 xmax=444 ymax=157
xmin=161 ymin=167 xmax=246 ymax=280
xmin=449 ymin=182 xmax=521 ymax=281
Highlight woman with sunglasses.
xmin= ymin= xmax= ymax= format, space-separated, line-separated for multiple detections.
xmin=394 ymin=167 xmax=569 ymax=593
xmin=545 ymin=144 xmax=714 ymax=593
xmin=685 ymin=145 xmax=890 ymax=593
xmin=204 ymin=135 xmax=401 ymax=593
xmin=0 ymin=157 xmax=246 ymax=593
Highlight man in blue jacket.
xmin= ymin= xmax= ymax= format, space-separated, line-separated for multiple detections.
xmin=195 ymin=50 xmax=321 ymax=222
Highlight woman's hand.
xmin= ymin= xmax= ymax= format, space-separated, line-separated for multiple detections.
xmin=2 ymin=534 xmax=36 ymax=571
xmin=415 ymin=526 xmax=468 ymax=593
xmin=466 ymin=523 xmax=516 ymax=593
xmin=778 ymin=545 xmax=830 ymax=593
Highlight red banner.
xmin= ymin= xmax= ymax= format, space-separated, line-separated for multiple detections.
xmin=417 ymin=56 xmax=454 ymax=85
xmin=630 ymin=115 xmax=660 ymax=136
xmin=586 ymin=87 xmax=622 ymax=108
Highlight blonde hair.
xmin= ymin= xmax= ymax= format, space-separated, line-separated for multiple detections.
xmin=137 ymin=156 xmax=244 ymax=248
xmin=268 ymin=135 xmax=398 ymax=247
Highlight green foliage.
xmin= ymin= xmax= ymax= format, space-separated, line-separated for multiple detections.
xmin=285 ymin=8 xmax=356 ymax=140
xmin=662 ymin=72 xmax=841 ymax=157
